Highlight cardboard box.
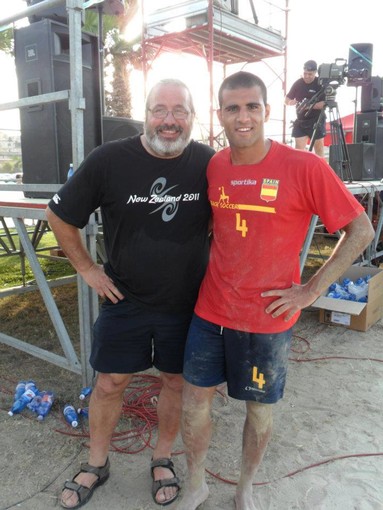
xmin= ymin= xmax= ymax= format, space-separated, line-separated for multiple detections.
xmin=313 ymin=266 xmax=383 ymax=332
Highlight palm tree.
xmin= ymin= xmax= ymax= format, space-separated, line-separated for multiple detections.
xmin=103 ymin=29 xmax=142 ymax=117
xmin=0 ymin=28 xmax=13 ymax=54
xmin=84 ymin=0 xmax=142 ymax=118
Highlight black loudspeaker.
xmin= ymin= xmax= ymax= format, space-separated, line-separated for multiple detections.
xmin=347 ymin=43 xmax=373 ymax=87
xmin=373 ymin=123 xmax=383 ymax=180
xmin=329 ymin=143 xmax=375 ymax=181
xmin=26 ymin=0 xmax=69 ymax=24
xmin=361 ymin=76 xmax=383 ymax=112
xmin=355 ymin=112 xmax=379 ymax=143
xmin=347 ymin=143 xmax=376 ymax=180
xmin=14 ymin=20 xmax=101 ymax=198
xmin=102 ymin=116 xmax=144 ymax=142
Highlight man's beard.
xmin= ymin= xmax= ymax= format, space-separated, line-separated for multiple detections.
xmin=145 ymin=124 xmax=191 ymax=157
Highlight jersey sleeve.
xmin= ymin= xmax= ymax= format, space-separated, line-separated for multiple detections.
xmin=305 ymin=157 xmax=365 ymax=233
xmin=47 ymin=145 xmax=107 ymax=228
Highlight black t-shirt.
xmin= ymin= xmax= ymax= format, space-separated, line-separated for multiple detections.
xmin=48 ymin=135 xmax=215 ymax=313
xmin=286 ymin=77 xmax=324 ymax=121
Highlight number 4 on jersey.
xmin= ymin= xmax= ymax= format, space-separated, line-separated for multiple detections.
xmin=236 ymin=213 xmax=248 ymax=237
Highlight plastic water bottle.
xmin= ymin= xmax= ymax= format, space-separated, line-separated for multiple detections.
xmin=328 ymin=282 xmax=349 ymax=300
xmin=36 ymin=391 xmax=54 ymax=421
xmin=67 ymin=163 xmax=74 ymax=180
xmin=13 ymin=381 xmax=26 ymax=401
xmin=27 ymin=394 xmax=42 ymax=413
xmin=25 ymin=380 xmax=37 ymax=390
xmin=347 ymin=278 xmax=369 ymax=302
xmin=63 ymin=404 xmax=78 ymax=427
xmin=78 ymin=407 xmax=89 ymax=419
xmin=79 ymin=387 xmax=92 ymax=400
xmin=8 ymin=384 xmax=39 ymax=416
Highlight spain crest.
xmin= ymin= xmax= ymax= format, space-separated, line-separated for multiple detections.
xmin=260 ymin=179 xmax=279 ymax=202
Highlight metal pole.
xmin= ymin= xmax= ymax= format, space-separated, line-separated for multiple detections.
xmin=67 ymin=0 xmax=99 ymax=386
xmin=67 ymin=0 xmax=85 ymax=170
xmin=208 ymin=0 xmax=214 ymax=148
xmin=141 ymin=0 xmax=148 ymax=100
xmin=98 ymin=3 xmax=105 ymax=143
xmin=282 ymin=0 xmax=289 ymax=144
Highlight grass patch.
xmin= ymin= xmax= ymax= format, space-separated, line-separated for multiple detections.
xmin=0 ymin=229 xmax=75 ymax=288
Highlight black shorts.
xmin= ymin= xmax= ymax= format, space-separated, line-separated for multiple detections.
xmin=292 ymin=117 xmax=326 ymax=139
xmin=90 ymin=298 xmax=193 ymax=374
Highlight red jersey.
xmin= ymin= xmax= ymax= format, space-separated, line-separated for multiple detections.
xmin=195 ymin=141 xmax=364 ymax=333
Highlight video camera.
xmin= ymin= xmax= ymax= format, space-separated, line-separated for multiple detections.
xmin=318 ymin=43 xmax=373 ymax=87
xmin=318 ymin=59 xmax=347 ymax=86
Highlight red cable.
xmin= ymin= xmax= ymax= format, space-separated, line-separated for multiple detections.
xmin=205 ymin=452 xmax=383 ymax=486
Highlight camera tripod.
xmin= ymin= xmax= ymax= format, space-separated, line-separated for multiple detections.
xmin=308 ymin=84 xmax=353 ymax=181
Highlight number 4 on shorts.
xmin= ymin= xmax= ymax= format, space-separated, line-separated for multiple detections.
xmin=252 ymin=366 xmax=266 ymax=389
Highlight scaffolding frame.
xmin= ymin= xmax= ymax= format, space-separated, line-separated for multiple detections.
xmin=0 ymin=0 xmax=97 ymax=385
xmin=141 ymin=0 xmax=289 ymax=147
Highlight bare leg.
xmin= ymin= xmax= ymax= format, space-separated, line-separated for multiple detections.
xmin=176 ymin=382 xmax=216 ymax=510
xmin=61 ymin=372 xmax=132 ymax=508
xmin=313 ymin=137 xmax=325 ymax=158
xmin=151 ymin=372 xmax=184 ymax=504
xmin=294 ymin=135 xmax=309 ymax=151
xmin=235 ymin=402 xmax=273 ymax=510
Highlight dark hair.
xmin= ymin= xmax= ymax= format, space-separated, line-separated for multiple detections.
xmin=218 ymin=71 xmax=267 ymax=108
xmin=303 ymin=60 xmax=317 ymax=72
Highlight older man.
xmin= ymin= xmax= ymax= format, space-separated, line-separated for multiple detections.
xmin=46 ymin=78 xmax=214 ymax=508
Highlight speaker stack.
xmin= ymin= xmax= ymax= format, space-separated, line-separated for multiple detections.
xmin=354 ymin=112 xmax=383 ymax=181
xmin=335 ymin=43 xmax=383 ymax=181
xmin=15 ymin=19 xmax=101 ymax=197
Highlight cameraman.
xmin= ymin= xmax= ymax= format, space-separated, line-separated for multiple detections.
xmin=285 ymin=60 xmax=326 ymax=157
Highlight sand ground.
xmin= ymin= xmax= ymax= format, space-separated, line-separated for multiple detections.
xmin=0 ymin=309 xmax=382 ymax=510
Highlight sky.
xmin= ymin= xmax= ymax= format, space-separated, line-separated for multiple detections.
xmin=1 ymin=0 xmax=383 ymax=140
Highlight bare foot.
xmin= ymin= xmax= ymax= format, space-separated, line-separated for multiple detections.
xmin=176 ymin=481 xmax=209 ymax=510
xmin=152 ymin=464 xmax=180 ymax=505
xmin=234 ymin=489 xmax=257 ymax=510
xmin=61 ymin=472 xmax=98 ymax=508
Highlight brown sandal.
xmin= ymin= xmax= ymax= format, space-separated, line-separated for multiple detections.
xmin=61 ymin=458 xmax=110 ymax=509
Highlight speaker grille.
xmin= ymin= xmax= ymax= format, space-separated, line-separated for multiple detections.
xmin=329 ymin=143 xmax=375 ymax=181
xmin=15 ymin=20 xmax=101 ymax=197
xmin=361 ymin=76 xmax=383 ymax=112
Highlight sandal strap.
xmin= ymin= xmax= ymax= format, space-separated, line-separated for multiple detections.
xmin=152 ymin=476 xmax=180 ymax=491
xmin=78 ymin=457 xmax=110 ymax=479
xmin=150 ymin=457 xmax=176 ymax=478
xmin=62 ymin=479 xmax=94 ymax=505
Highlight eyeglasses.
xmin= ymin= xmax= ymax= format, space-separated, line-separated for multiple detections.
xmin=148 ymin=107 xmax=191 ymax=120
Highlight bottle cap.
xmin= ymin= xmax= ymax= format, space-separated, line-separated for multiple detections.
xmin=72 ymin=420 xmax=78 ymax=428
